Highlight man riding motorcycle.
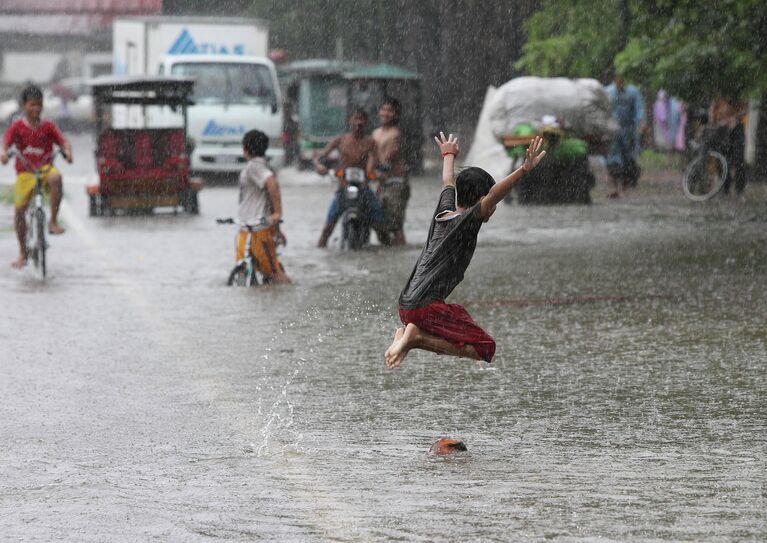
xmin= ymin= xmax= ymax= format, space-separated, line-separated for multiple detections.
xmin=313 ymin=108 xmax=384 ymax=248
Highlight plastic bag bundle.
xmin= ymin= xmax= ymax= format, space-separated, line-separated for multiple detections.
xmin=487 ymin=77 xmax=617 ymax=141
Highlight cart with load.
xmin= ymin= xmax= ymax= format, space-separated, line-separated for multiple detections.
xmin=469 ymin=77 xmax=616 ymax=205
xmin=86 ymin=75 xmax=201 ymax=216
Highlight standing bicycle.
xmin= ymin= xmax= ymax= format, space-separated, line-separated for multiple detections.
xmin=682 ymin=126 xmax=728 ymax=201
xmin=1 ymin=84 xmax=73 ymax=271
xmin=217 ymin=217 xmax=289 ymax=286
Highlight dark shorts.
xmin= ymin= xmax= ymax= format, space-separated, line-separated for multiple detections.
xmin=379 ymin=179 xmax=410 ymax=232
xmin=398 ymin=300 xmax=496 ymax=363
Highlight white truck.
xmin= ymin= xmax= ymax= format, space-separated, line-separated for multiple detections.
xmin=112 ymin=16 xmax=284 ymax=173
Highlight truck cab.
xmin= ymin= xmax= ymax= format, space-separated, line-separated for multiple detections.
xmin=160 ymin=54 xmax=284 ymax=174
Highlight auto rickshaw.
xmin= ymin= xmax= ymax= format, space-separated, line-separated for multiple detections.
xmin=86 ymin=75 xmax=201 ymax=216
xmin=278 ymin=59 xmax=423 ymax=172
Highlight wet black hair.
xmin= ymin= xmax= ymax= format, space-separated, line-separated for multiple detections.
xmin=381 ymin=97 xmax=401 ymax=123
xmin=455 ymin=167 xmax=495 ymax=208
xmin=242 ymin=129 xmax=268 ymax=157
xmin=21 ymin=84 xmax=43 ymax=104
xmin=348 ymin=107 xmax=368 ymax=122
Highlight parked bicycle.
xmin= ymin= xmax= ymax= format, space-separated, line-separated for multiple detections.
xmin=217 ymin=217 xmax=288 ymax=287
xmin=7 ymin=149 xmax=62 ymax=278
xmin=682 ymin=127 xmax=728 ymax=202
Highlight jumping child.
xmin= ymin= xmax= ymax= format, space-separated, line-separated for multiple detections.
xmin=384 ymin=132 xmax=546 ymax=368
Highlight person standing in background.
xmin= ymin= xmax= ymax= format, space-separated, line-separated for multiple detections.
xmin=372 ymin=98 xmax=410 ymax=246
xmin=605 ymin=74 xmax=645 ymax=197
xmin=709 ymin=96 xmax=747 ymax=196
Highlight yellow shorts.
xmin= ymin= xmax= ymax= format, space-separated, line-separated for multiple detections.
xmin=235 ymin=227 xmax=283 ymax=278
xmin=14 ymin=165 xmax=59 ymax=208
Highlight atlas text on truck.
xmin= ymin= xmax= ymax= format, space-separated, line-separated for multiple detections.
xmin=112 ymin=16 xmax=284 ymax=174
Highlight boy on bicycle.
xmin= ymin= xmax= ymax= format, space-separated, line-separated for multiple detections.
xmin=1 ymin=84 xmax=73 ymax=268
xmin=236 ymin=129 xmax=291 ymax=284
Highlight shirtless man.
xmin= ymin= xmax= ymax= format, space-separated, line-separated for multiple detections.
xmin=372 ymin=98 xmax=409 ymax=246
xmin=314 ymin=108 xmax=383 ymax=248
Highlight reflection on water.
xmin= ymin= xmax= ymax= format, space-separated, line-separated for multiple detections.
xmin=1 ymin=165 xmax=765 ymax=540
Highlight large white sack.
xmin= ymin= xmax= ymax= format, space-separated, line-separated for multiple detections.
xmin=464 ymin=86 xmax=512 ymax=179
xmin=487 ymin=77 xmax=616 ymax=141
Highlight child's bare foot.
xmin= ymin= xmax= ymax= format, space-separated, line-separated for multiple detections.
xmin=11 ymin=254 xmax=27 ymax=269
xmin=384 ymin=327 xmax=406 ymax=368
xmin=48 ymin=222 xmax=65 ymax=235
xmin=385 ymin=323 xmax=419 ymax=368
xmin=384 ymin=327 xmax=404 ymax=366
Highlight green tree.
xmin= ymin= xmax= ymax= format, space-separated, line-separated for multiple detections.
xmin=515 ymin=0 xmax=624 ymax=80
xmin=615 ymin=0 xmax=767 ymax=103
xmin=516 ymin=0 xmax=767 ymax=103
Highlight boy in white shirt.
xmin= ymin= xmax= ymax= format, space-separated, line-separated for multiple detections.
xmin=236 ymin=129 xmax=291 ymax=284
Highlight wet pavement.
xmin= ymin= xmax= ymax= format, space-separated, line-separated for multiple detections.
xmin=1 ymin=133 xmax=766 ymax=541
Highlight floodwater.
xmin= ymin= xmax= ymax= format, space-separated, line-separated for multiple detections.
xmin=1 ymin=134 xmax=766 ymax=541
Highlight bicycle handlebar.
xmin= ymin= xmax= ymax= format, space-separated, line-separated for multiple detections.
xmin=7 ymin=148 xmax=63 ymax=172
xmin=216 ymin=217 xmax=283 ymax=230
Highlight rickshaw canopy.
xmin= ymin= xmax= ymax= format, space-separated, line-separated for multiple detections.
xmin=89 ymin=75 xmax=196 ymax=107
xmin=279 ymin=59 xmax=423 ymax=171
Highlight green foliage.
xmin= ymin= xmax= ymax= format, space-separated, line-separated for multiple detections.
xmin=517 ymin=0 xmax=766 ymax=102
xmin=616 ymin=0 xmax=767 ymax=103
xmin=515 ymin=0 xmax=624 ymax=79
xmin=638 ymin=148 xmax=685 ymax=172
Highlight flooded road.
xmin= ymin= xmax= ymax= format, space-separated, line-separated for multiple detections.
xmin=1 ymin=133 xmax=766 ymax=541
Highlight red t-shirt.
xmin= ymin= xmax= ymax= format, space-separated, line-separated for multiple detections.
xmin=2 ymin=118 xmax=66 ymax=173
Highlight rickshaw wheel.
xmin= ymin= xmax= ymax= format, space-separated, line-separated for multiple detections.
xmin=182 ymin=189 xmax=199 ymax=215
xmin=89 ymin=194 xmax=99 ymax=217
xmin=101 ymin=197 xmax=114 ymax=216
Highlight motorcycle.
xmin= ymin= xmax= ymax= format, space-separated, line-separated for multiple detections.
xmin=334 ymin=166 xmax=372 ymax=250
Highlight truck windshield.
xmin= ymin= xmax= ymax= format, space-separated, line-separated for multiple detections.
xmin=170 ymin=62 xmax=276 ymax=107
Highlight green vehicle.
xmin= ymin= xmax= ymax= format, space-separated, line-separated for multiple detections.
xmin=279 ymin=59 xmax=423 ymax=172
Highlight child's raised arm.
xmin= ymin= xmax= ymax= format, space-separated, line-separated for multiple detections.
xmin=479 ymin=136 xmax=546 ymax=220
xmin=434 ymin=132 xmax=459 ymax=187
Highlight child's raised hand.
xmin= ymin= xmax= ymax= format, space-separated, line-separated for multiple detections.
xmin=522 ymin=135 xmax=546 ymax=172
xmin=434 ymin=131 xmax=459 ymax=157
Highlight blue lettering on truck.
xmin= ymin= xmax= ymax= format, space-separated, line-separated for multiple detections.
xmin=168 ymin=29 xmax=245 ymax=55
xmin=203 ymin=120 xmax=246 ymax=137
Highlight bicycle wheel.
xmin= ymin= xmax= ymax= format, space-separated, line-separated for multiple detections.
xmin=25 ymin=209 xmax=38 ymax=267
xmin=227 ymin=262 xmax=247 ymax=286
xmin=682 ymin=151 xmax=728 ymax=201
xmin=246 ymin=264 xmax=259 ymax=287
xmin=36 ymin=208 xmax=46 ymax=278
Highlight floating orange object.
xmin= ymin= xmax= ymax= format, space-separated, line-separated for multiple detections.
xmin=429 ymin=438 xmax=468 ymax=455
